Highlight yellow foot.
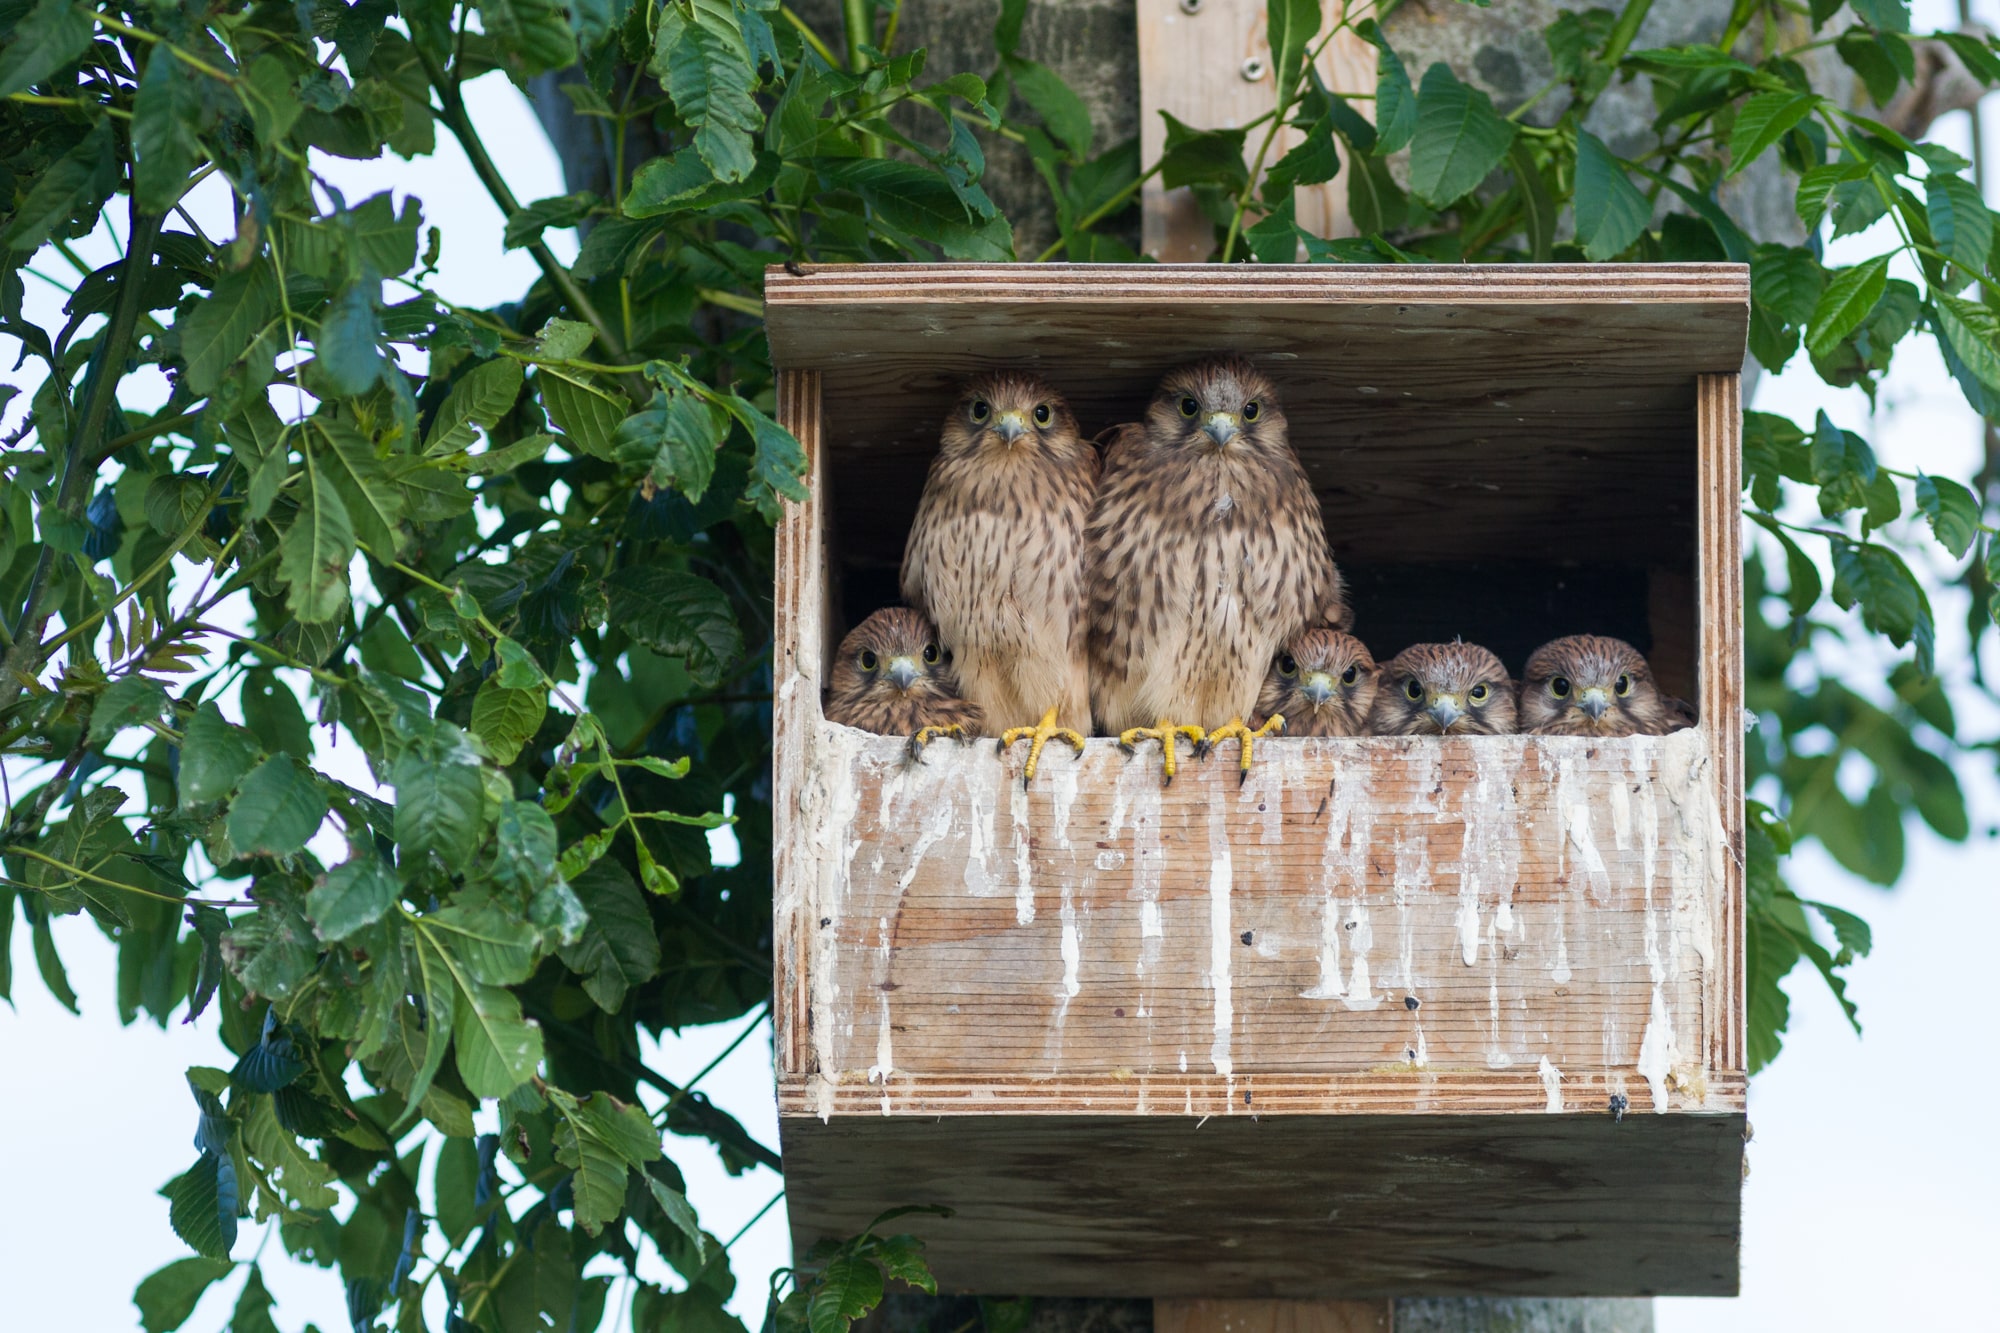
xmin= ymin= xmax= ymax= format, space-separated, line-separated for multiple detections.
xmin=1117 ymin=719 xmax=1207 ymax=785
xmin=997 ymin=706 xmax=1086 ymax=787
xmin=1197 ymin=715 xmax=1286 ymax=786
xmin=905 ymin=723 xmax=971 ymax=765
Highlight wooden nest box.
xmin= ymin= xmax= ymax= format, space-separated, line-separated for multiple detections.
xmin=765 ymin=265 xmax=1748 ymax=1298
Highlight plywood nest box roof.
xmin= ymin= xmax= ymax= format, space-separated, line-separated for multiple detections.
xmin=765 ymin=264 xmax=1749 ymax=1299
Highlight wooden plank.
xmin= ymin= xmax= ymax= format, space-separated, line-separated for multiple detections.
xmin=784 ymin=730 xmax=1733 ymax=1111
xmin=773 ymin=369 xmax=825 ymax=1075
xmin=780 ymin=1112 xmax=1745 ymax=1297
xmin=1696 ymin=373 xmax=1744 ymax=1072
xmin=1136 ymin=1 xmax=1377 ymax=260
xmin=1155 ymin=1300 xmax=1392 ymax=1333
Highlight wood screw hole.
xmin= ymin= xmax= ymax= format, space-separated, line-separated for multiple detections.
xmin=1241 ymin=56 xmax=1267 ymax=81
xmin=1179 ymin=0 xmax=1201 ymax=12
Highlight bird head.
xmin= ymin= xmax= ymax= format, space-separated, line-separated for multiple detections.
xmin=1259 ymin=629 xmax=1378 ymax=734
xmin=828 ymin=607 xmax=956 ymax=712
xmin=1148 ymin=356 xmax=1285 ymax=457
xmin=1519 ymin=635 xmax=1667 ymax=736
xmin=942 ymin=371 xmax=1082 ymax=462
xmin=1373 ymin=642 xmax=1517 ymax=736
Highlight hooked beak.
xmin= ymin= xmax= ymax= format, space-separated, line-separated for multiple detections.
xmin=1579 ymin=687 xmax=1610 ymax=721
xmin=994 ymin=411 xmax=1027 ymax=443
xmin=888 ymin=657 xmax=919 ymax=692
xmin=1426 ymin=694 xmax=1462 ymax=731
xmin=1202 ymin=412 xmax=1240 ymax=446
xmin=1302 ymin=672 xmax=1336 ymax=706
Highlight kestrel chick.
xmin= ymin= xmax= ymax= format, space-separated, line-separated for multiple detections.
xmin=1088 ymin=356 xmax=1342 ymax=780
xmin=902 ymin=372 xmax=1097 ymax=781
xmin=824 ymin=608 xmax=985 ymax=760
xmin=1518 ymin=634 xmax=1690 ymax=737
xmin=1369 ymin=642 xmax=1517 ymax=736
xmin=1255 ymin=630 xmax=1378 ymax=737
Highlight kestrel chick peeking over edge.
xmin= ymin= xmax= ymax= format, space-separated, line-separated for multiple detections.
xmin=902 ymin=371 xmax=1097 ymax=781
xmin=1088 ymin=355 xmax=1342 ymax=781
xmin=1518 ymin=634 xmax=1691 ymax=737
xmin=1255 ymin=629 xmax=1378 ymax=738
xmin=1369 ymin=641 xmax=1518 ymax=736
xmin=824 ymin=608 xmax=985 ymax=761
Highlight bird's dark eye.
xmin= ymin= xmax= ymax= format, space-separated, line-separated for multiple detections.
xmin=1277 ymin=654 xmax=1298 ymax=678
xmin=1341 ymin=665 xmax=1359 ymax=686
xmin=1550 ymin=676 xmax=1570 ymax=699
xmin=858 ymin=650 xmax=878 ymax=672
xmin=922 ymin=642 xmax=940 ymax=665
xmin=1616 ymin=674 xmax=1633 ymax=696
xmin=1404 ymin=678 xmax=1423 ymax=702
xmin=1033 ymin=403 xmax=1052 ymax=426
xmin=1179 ymin=396 xmax=1200 ymax=418
xmin=970 ymin=400 xmax=990 ymax=423
xmin=1243 ymin=400 xmax=1261 ymax=422
xmin=1469 ymin=683 xmax=1489 ymax=703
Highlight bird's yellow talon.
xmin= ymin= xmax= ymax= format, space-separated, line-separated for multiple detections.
xmin=999 ymin=706 xmax=1086 ymax=784
xmin=906 ymin=723 xmax=968 ymax=764
xmin=1117 ymin=719 xmax=1206 ymax=783
xmin=1202 ymin=714 xmax=1286 ymax=783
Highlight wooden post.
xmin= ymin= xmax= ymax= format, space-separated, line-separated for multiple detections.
xmin=1136 ymin=0 xmax=1374 ymax=259
xmin=1157 ymin=1300 xmax=1393 ymax=1333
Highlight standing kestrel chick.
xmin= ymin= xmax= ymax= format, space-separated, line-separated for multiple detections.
xmin=1369 ymin=642 xmax=1517 ymax=736
xmin=902 ymin=372 xmax=1098 ymax=781
xmin=1518 ymin=634 xmax=1691 ymax=736
xmin=1088 ymin=356 xmax=1342 ymax=780
xmin=825 ymin=608 xmax=985 ymax=760
xmin=1254 ymin=629 xmax=1378 ymax=737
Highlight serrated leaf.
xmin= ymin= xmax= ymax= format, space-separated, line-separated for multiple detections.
xmin=1357 ymin=20 xmax=1416 ymax=154
xmin=1572 ymin=129 xmax=1650 ymax=261
xmin=558 ymin=858 xmax=660 ymax=1011
xmin=0 ymin=0 xmax=94 ymax=98
xmin=1407 ymin=63 xmax=1515 ymax=206
xmin=1805 ymin=254 xmax=1889 ymax=357
xmin=1748 ymin=513 xmax=1822 ymax=622
xmin=425 ymin=359 xmax=526 ymax=455
xmin=477 ymin=0 xmax=579 ymax=78
xmin=537 ymin=318 xmax=595 ymax=361
xmin=557 ymin=826 xmax=615 ymax=881
xmin=133 ymin=43 xmax=207 ymax=210
xmin=1155 ymin=112 xmax=1248 ymax=192
xmin=648 ymin=1178 xmax=704 ymax=1256
xmin=1926 ymin=173 xmax=1992 ymax=278
xmin=1937 ymin=292 xmax=2000 ymax=392
xmin=278 ymin=455 xmax=355 ymax=624
xmin=307 ymin=854 xmax=400 ymax=940
xmin=540 ymin=370 xmax=625 ymax=460
xmin=503 ymin=191 xmax=597 ymax=250
xmin=315 ymin=279 xmax=385 ymax=397
xmin=425 ymin=895 xmax=540 ymax=986
xmin=242 ymin=1093 xmax=339 ymax=1210
xmin=614 ymin=389 xmax=725 ymax=500
xmin=180 ymin=264 xmax=280 ymax=396
xmin=226 ymin=757 xmax=329 ymax=858
xmin=809 ymin=1258 xmax=885 ymax=1333
xmin=392 ymin=725 xmax=486 ymax=868
xmin=605 ymin=567 xmax=742 ymax=686
xmin=470 ymin=681 xmax=546 ymax=764
xmin=1006 ymin=56 xmax=1092 ymax=160
xmin=134 ymin=1257 xmax=234 ymax=1333
xmin=316 ymin=420 xmax=406 ymax=556
xmin=164 ymin=1155 xmax=237 ymax=1260
xmin=651 ymin=0 xmax=761 ymax=181
xmin=1914 ymin=474 xmax=1982 ymax=559
xmin=448 ymin=963 xmax=544 ymax=1098
xmin=90 ymin=676 xmax=169 ymax=744
xmin=1728 ymin=91 xmax=1818 ymax=177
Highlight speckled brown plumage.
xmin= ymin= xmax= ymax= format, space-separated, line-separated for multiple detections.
xmin=1086 ymin=357 xmax=1342 ymax=735
xmin=1254 ymin=629 xmax=1378 ymax=737
xmin=1518 ymin=634 xmax=1690 ymax=737
xmin=825 ymin=608 xmax=985 ymax=738
xmin=901 ymin=372 xmax=1098 ymax=734
xmin=1369 ymin=641 xmax=1517 ymax=736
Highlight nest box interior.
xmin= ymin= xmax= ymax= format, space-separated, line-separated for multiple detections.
xmin=762 ymin=265 xmax=1749 ymax=1300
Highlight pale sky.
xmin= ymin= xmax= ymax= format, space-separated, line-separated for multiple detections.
xmin=5 ymin=4 xmax=2000 ymax=1328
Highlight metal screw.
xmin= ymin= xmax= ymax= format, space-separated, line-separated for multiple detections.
xmin=1241 ymin=55 xmax=1268 ymax=82
xmin=1179 ymin=0 xmax=1201 ymax=12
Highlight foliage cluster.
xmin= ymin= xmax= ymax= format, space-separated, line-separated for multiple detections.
xmin=0 ymin=0 xmax=1996 ymax=1328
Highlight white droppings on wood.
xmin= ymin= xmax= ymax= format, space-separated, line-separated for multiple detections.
xmin=1538 ymin=1056 xmax=1564 ymax=1113
xmin=1637 ymin=984 xmax=1677 ymax=1112
xmin=1206 ymin=802 xmax=1234 ymax=1076
xmin=1457 ymin=742 xmax=1524 ymax=968
xmin=1391 ymin=830 xmax=1429 ymax=994
xmin=1010 ymin=779 xmax=1035 ymax=925
xmin=963 ymin=782 xmax=997 ymax=897
xmin=1342 ymin=903 xmax=1380 ymax=1011
xmin=1060 ymin=887 xmax=1082 ymax=1000
xmin=1123 ymin=759 xmax=1166 ymax=975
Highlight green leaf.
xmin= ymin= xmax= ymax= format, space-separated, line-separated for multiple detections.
xmin=164 ymin=1154 xmax=237 ymax=1260
xmin=492 ymin=800 xmax=560 ymax=897
xmin=1572 ymin=130 xmax=1650 ymax=261
xmin=315 ymin=279 xmax=385 ymax=396
xmin=1407 ymin=63 xmax=1515 ymax=207
xmin=605 ymin=567 xmax=744 ymax=687
xmin=1809 ymin=410 xmax=1878 ymax=516
xmin=307 ymin=854 xmax=400 ymax=941
xmin=652 ymin=0 xmax=761 ymax=181
xmin=1831 ymin=541 xmax=1933 ymax=663
xmin=1156 ymin=112 xmax=1248 ymax=192
xmin=226 ymin=757 xmax=329 ymax=858
xmin=1851 ymin=0 xmax=1910 ymax=33
xmin=133 ymin=44 xmax=208 ymax=210
xmin=1805 ymin=254 xmax=1889 ymax=357
xmin=278 ymin=455 xmax=356 ymax=623
xmin=180 ymin=264 xmax=280 ymax=395
xmin=134 ymin=1257 xmax=234 ymax=1333
xmin=1357 ymin=20 xmax=1417 ymax=154
xmin=493 ymin=635 xmax=543 ymax=688
xmin=471 ymin=681 xmax=546 ymax=764
xmin=503 ymin=191 xmax=596 ymax=250
xmin=1748 ymin=513 xmax=1822 ymax=621
xmin=559 ymin=858 xmax=661 ymax=1011
xmin=426 ymin=895 xmax=541 ymax=985
xmin=1006 ymin=57 xmax=1092 ymax=160
xmin=1265 ymin=0 xmax=1321 ymax=101
xmin=392 ymin=724 xmax=486 ymax=868
xmin=648 ymin=1178 xmax=704 ymax=1256
xmin=1926 ymin=173 xmax=1992 ymax=278
xmin=1750 ymin=244 xmax=1824 ymax=326
xmin=0 ymin=0 xmax=93 ymax=98
xmin=316 ymin=420 xmax=406 ymax=556
xmin=1796 ymin=161 xmax=1871 ymax=231
xmin=449 ymin=962 xmax=545 ymax=1098
xmin=614 ymin=389 xmax=726 ymax=501
xmin=1244 ymin=198 xmax=1299 ymax=264
xmin=1264 ymin=114 xmax=1339 ymax=198
xmin=229 ymin=1267 xmax=280 ymax=1333
xmin=809 ymin=1257 xmax=885 ymax=1333
xmin=1914 ymin=474 xmax=1982 ymax=559
xmin=1937 ymin=292 xmax=2000 ymax=392
xmin=1727 ymin=91 xmax=1818 ymax=177
xmin=477 ymin=0 xmax=579 ymax=78
xmin=435 ymin=1135 xmax=479 ymax=1244
xmin=1940 ymin=31 xmax=2000 ymax=85
xmin=540 ymin=370 xmax=626 ymax=459
xmin=30 ymin=911 xmax=77 ymax=1012
xmin=425 ymin=359 xmax=526 ymax=455
xmin=90 ymin=676 xmax=170 ymax=744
